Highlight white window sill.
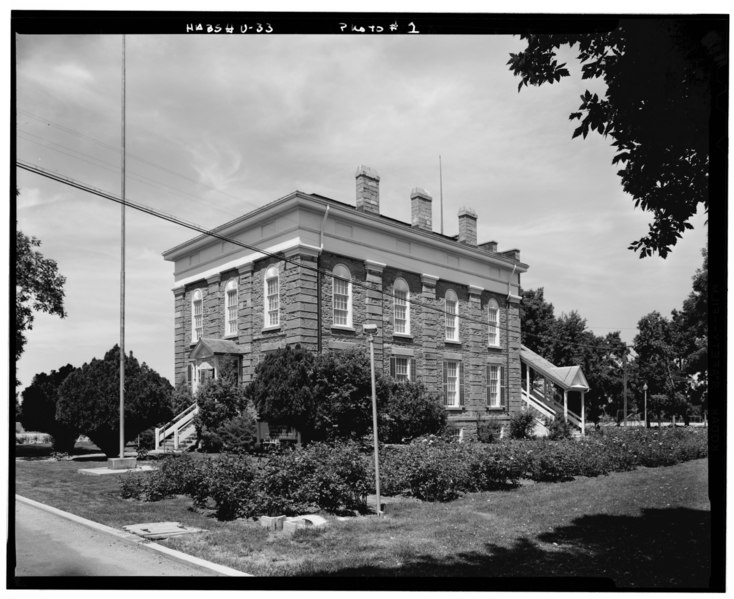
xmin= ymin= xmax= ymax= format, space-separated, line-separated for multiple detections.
xmin=487 ymin=343 xmax=501 ymax=349
xmin=393 ymin=332 xmax=413 ymax=339
xmin=331 ymin=325 xmax=355 ymax=332
xmin=445 ymin=406 xmax=464 ymax=411
xmin=224 ymin=333 xmax=238 ymax=339
xmin=445 ymin=339 xmax=461 ymax=345
xmin=486 ymin=406 xmax=504 ymax=411
xmin=261 ymin=325 xmax=281 ymax=333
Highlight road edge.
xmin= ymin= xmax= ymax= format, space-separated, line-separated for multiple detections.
xmin=15 ymin=495 xmax=252 ymax=577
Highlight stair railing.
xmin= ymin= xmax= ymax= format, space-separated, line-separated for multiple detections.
xmin=522 ymin=388 xmax=583 ymax=430
xmin=155 ymin=403 xmax=198 ymax=451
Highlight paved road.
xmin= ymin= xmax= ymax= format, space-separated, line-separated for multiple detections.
xmin=13 ymin=500 xmax=219 ymax=577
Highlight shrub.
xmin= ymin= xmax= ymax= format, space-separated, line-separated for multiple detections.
xmin=194 ymin=361 xmax=249 ymax=448
xmin=509 ymin=410 xmax=536 ymax=439
xmin=119 ymin=473 xmax=145 ymax=499
xmin=380 ymin=381 xmax=447 ymax=443
xmin=204 ymin=453 xmax=260 ymax=520
xmin=545 ymin=417 xmax=573 ymax=440
xmin=142 ymin=454 xmax=210 ymax=503
xmin=476 ymin=418 xmax=503 ymax=444
xmin=57 ymin=346 xmax=173 ymax=457
xmin=216 ymin=413 xmax=258 ymax=453
xmin=137 ymin=428 xmax=155 ymax=450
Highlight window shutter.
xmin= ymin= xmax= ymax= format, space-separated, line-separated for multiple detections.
xmin=459 ymin=361 xmax=465 ymax=406
xmin=390 ymin=356 xmax=396 ymax=378
xmin=500 ymin=366 xmax=507 ymax=409
xmin=187 ymin=364 xmax=192 ymax=384
xmin=410 ymin=358 xmax=416 ymax=382
xmin=486 ymin=364 xmax=491 ymax=407
xmin=442 ymin=361 xmax=448 ymax=406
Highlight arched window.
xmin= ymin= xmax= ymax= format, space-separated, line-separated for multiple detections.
xmin=224 ymin=279 xmax=238 ymax=336
xmin=191 ymin=289 xmax=203 ymax=343
xmin=264 ymin=266 xmax=280 ymax=327
xmin=332 ymin=264 xmax=352 ymax=327
xmin=445 ymin=289 xmax=459 ymax=341
xmin=487 ymin=298 xmax=500 ymax=347
xmin=393 ymin=277 xmax=410 ymax=335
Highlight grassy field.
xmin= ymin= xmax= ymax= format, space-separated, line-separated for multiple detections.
xmin=14 ymin=452 xmax=710 ymax=588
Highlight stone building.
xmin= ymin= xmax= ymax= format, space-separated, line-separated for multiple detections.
xmin=161 ymin=165 xmax=583 ymax=442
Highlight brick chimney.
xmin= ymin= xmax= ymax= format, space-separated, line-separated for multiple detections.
xmin=355 ymin=165 xmax=380 ymax=214
xmin=410 ymin=187 xmax=432 ymax=231
xmin=458 ymin=207 xmax=477 ymax=246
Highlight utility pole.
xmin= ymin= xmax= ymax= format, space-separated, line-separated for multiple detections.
xmin=364 ymin=324 xmax=382 ymax=517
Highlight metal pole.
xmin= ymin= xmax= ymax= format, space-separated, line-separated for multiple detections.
xmin=622 ymin=350 xmax=627 ymax=427
xmin=368 ymin=332 xmax=381 ymax=517
xmin=119 ymin=35 xmax=126 ymax=459
xmin=644 ymin=384 xmax=648 ymax=429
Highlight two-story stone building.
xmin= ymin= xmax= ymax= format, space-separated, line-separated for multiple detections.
xmin=162 ymin=165 xmax=547 ymax=440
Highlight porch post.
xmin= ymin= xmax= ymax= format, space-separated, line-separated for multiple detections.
xmin=526 ymin=365 xmax=530 ymax=394
xmin=581 ymin=391 xmax=586 ymax=436
xmin=563 ymin=389 xmax=568 ymax=422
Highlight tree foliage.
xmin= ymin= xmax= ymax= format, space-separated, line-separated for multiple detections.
xmin=193 ymin=362 xmax=253 ymax=452
xmin=57 ymin=345 xmax=173 ymax=456
xmin=20 ymin=364 xmax=79 ymax=453
xmin=16 ymin=228 xmax=66 ymax=369
xmin=507 ymin=19 xmax=723 ymax=257
xmin=247 ymin=346 xmax=444 ymax=444
xmin=633 ymin=247 xmax=708 ymax=418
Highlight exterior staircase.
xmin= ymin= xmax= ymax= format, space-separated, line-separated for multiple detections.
xmin=519 ymin=345 xmax=590 ymax=437
xmin=153 ymin=403 xmax=198 ymax=453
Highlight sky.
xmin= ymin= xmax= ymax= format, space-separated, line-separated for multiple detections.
xmin=14 ymin=19 xmax=710 ymax=393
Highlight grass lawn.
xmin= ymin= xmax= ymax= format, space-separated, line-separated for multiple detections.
xmin=14 ymin=452 xmax=710 ymax=588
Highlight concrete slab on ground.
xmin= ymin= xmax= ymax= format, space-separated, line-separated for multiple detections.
xmin=78 ymin=464 xmax=158 ymax=476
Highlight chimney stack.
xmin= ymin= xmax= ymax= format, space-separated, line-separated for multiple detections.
xmin=410 ymin=187 xmax=433 ymax=231
xmin=355 ymin=165 xmax=380 ymax=214
xmin=458 ymin=207 xmax=477 ymax=246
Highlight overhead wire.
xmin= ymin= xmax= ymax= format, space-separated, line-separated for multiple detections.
xmin=16 ymin=159 xmax=633 ymax=354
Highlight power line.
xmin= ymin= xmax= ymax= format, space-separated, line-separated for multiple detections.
xmin=16 ymin=159 xmax=633 ymax=354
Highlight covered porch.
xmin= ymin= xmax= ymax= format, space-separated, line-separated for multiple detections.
xmin=520 ymin=345 xmax=591 ymax=435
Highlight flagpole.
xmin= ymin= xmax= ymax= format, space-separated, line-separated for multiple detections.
xmin=119 ymin=34 xmax=126 ymax=460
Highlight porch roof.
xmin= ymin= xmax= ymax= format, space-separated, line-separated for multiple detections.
xmin=520 ymin=345 xmax=590 ymax=392
xmin=189 ymin=338 xmax=246 ymax=360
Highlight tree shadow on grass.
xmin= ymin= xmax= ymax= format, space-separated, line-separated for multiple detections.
xmin=316 ymin=507 xmax=711 ymax=590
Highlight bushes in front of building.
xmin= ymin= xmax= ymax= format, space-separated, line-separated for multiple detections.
xmin=379 ymin=427 xmax=708 ymax=501
xmin=380 ymin=381 xmax=447 ymax=444
xmin=120 ymin=441 xmax=370 ymax=520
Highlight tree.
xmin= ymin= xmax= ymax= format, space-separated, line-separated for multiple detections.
xmin=57 ymin=345 xmax=173 ymax=457
xmin=194 ymin=362 xmax=252 ymax=451
xmin=16 ymin=228 xmax=66 ymax=373
xmin=380 ymin=381 xmax=446 ymax=444
xmin=246 ymin=345 xmax=316 ymax=435
xmin=519 ymin=287 xmax=556 ymax=356
xmin=171 ymin=375 xmax=195 ymax=416
xmin=507 ymin=19 xmax=723 ymax=257
xmin=20 ymin=364 xmax=79 ymax=453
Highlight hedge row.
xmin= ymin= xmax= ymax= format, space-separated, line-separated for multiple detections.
xmin=120 ymin=427 xmax=708 ymax=515
xmin=120 ymin=441 xmax=370 ymax=520
xmin=380 ymin=427 xmax=708 ymax=501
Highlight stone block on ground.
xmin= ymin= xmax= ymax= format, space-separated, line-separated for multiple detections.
xmin=259 ymin=515 xmax=286 ymax=531
xmin=282 ymin=514 xmax=328 ymax=536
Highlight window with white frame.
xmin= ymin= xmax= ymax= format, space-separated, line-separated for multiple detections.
xmin=487 ymin=298 xmax=500 ymax=347
xmin=487 ymin=364 xmax=506 ymax=408
xmin=443 ymin=359 xmax=464 ymax=407
xmin=390 ymin=355 xmax=415 ymax=382
xmin=264 ymin=266 xmax=280 ymax=327
xmin=225 ymin=279 xmax=238 ymax=336
xmin=393 ymin=277 xmax=410 ymax=335
xmin=332 ymin=264 xmax=352 ymax=327
xmin=445 ymin=290 xmax=459 ymax=341
xmin=191 ymin=289 xmax=203 ymax=343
